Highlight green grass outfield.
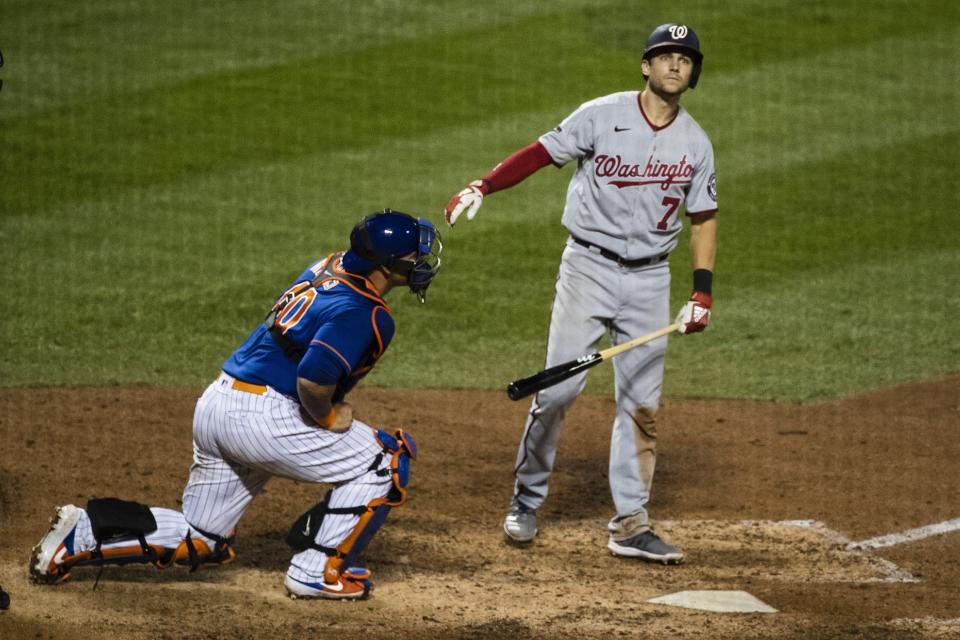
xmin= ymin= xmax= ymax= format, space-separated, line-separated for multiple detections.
xmin=2 ymin=0 xmax=958 ymax=401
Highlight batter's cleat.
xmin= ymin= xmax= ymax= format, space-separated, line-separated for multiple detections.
xmin=29 ymin=505 xmax=82 ymax=584
xmin=285 ymin=568 xmax=373 ymax=601
xmin=608 ymin=530 xmax=684 ymax=564
xmin=502 ymin=501 xmax=538 ymax=543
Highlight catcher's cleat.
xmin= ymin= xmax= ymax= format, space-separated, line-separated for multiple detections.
xmin=285 ymin=567 xmax=373 ymax=601
xmin=607 ymin=530 xmax=684 ymax=564
xmin=502 ymin=501 xmax=538 ymax=543
xmin=30 ymin=505 xmax=82 ymax=584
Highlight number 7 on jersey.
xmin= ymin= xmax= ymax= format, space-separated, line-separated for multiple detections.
xmin=656 ymin=196 xmax=681 ymax=231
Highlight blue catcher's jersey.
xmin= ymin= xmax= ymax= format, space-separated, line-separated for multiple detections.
xmin=222 ymin=253 xmax=394 ymax=400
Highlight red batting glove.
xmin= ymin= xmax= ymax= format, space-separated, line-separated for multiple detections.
xmin=674 ymin=291 xmax=712 ymax=334
xmin=444 ymin=180 xmax=487 ymax=226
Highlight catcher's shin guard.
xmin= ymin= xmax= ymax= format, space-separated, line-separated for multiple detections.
xmin=31 ymin=498 xmax=160 ymax=584
xmin=165 ymin=524 xmax=236 ymax=571
xmin=287 ymin=429 xmax=416 ymax=588
xmin=32 ymin=498 xmax=235 ymax=583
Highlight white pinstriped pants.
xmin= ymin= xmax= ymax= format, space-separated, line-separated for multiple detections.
xmin=72 ymin=373 xmax=394 ymax=583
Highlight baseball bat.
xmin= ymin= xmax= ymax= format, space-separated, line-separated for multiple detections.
xmin=506 ymin=322 xmax=681 ymax=401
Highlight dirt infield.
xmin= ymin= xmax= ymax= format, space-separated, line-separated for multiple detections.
xmin=1 ymin=376 xmax=958 ymax=639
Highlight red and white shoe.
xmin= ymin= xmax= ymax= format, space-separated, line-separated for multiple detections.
xmin=285 ymin=567 xmax=373 ymax=600
xmin=29 ymin=505 xmax=82 ymax=584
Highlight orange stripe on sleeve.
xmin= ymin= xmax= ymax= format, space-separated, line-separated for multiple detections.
xmin=310 ymin=339 xmax=352 ymax=372
xmin=370 ymin=307 xmax=386 ymax=357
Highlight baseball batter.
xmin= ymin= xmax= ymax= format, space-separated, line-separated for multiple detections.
xmin=30 ymin=210 xmax=442 ymax=599
xmin=445 ymin=24 xmax=717 ymax=562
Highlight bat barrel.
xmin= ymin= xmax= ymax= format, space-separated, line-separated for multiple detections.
xmin=506 ymin=355 xmax=602 ymax=401
xmin=506 ymin=380 xmax=531 ymax=401
xmin=504 ymin=324 xmax=679 ymax=401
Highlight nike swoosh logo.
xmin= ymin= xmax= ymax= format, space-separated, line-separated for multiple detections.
xmin=302 ymin=515 xmax=311 ymax=536
xmin=614 ymin=126 xmax=631 ymax=132
xmin=323 ymin=580 xmax=344 ymax=592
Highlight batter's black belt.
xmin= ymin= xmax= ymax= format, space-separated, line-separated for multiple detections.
xmin=571 ymin=236 xmax=668 ymax=268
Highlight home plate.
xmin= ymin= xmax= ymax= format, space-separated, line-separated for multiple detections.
xmin=647 ymin=590 xmax=777 ymax=613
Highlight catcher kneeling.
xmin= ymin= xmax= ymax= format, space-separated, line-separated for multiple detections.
xmin=29 ymin=210 xmax=441 ymax=600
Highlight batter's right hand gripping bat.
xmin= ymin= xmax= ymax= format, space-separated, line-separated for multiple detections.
xmin=506 ymin=323 xmax=681 ymax=401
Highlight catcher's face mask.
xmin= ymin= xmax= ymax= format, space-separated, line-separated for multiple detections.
xmin=347 ymin=210 xmax=442 ymax=303
xmin=392 ymin=220 xmax=442 ymax=304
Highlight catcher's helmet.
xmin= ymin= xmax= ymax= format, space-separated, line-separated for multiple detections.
xmin=342 ymin=209 xmax=442 ymax=302
xmin=642 ymin=23 xmax=703 ymax=89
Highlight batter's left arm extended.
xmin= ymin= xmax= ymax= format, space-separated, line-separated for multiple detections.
xmin=444 ymin=142 xmax=555 ymax=226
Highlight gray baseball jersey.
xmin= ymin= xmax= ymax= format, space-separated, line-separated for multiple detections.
xmin=511 ymin=91 xmax=718 ymax=539
xmin=538 ymin=91 xmax=717 ymax=259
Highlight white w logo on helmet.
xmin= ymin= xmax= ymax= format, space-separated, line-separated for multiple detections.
xmin=669 ymin=25 xmax=688 ymax=39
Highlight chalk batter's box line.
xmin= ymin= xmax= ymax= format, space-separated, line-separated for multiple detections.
xmin=848 ymin=517 xmax=960 ymax=550
xmin=659 ymin=518 xmax=917 ymax=583
xmin=746 ymin=519 xmax=918 ymax=584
